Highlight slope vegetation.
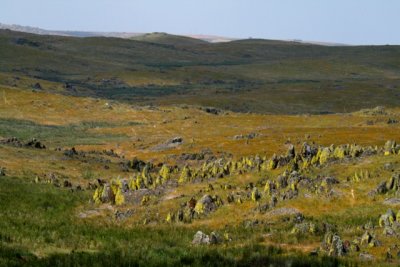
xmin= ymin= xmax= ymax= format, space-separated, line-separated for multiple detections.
xmin=0 ymin=30 xmax=399 ymax=114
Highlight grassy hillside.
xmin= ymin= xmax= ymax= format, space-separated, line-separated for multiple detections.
xmin=0 ymin=29 xmax=399 ymax=114
xmin=0 ymin=88 xmax=400 ymax=265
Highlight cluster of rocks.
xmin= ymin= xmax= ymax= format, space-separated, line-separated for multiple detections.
xmin=192 ymin=231 xmax=221 ymax=245
xmin=178 ymin=149 xmax=215 ymax=162
xmin=351 ymin=169 xmax=370 ymax=183
xmin=151 ymin=137 xmax=184 ymax=151
xmin=114 ymin=209 xmax=134 ymax=221
xmin=320 ymin=231 xmax=376 ymax=257
xmin=200 ymin=107 xmax=222 ymax=115
xmin=92 ymin=177 xmax=166 ymax=206
xmin=90 ymin=141 xmax=397 ymax=231
xmin=34 ymin=173 xmax=82 ymax=190
xmin=63 ymin=147 xmax=112 ymax=167
xmin=373 ymin=173 xmax=400 ymax=195
xmin=379 ymin=209 xmax=400 ymax=236
xmin=387 ymin=118 xmax=399 ymax=124
xmin=94 ymin=141 xmax=395 ymax=204
xmin=166 ymin=194 xmax=224 ymax=224
xmin=86 ymin=149 xmax=123 ymax=159
xmin=233 ymin=132 xmax=258 ymax=140
xmin=358 ymin=106 xmax=388 ymax=116
xmin=384 ymin=140 xmax=400 ymax=156
xmin=264 ymin=170 xmax=340 ymax=203
xmin=0 ymin=137 xmax=46 ymax=149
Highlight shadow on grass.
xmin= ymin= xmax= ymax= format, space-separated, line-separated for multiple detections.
xmin=0 ymin=244 xmax=347 ymax=267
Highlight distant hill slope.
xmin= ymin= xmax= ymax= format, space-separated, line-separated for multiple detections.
xmin=130 ymin=32 xmax=208 ymax=46
xmin=0 ymin=23 xmax=235 ymax=43
xmin=0 ymin=29 xmax=399 ymax=114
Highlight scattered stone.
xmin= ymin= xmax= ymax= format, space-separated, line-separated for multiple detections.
xmin=152 ymin=137 xmax=184 ymax=151
xmin=0 ymin=137 xmax=46 ymax=149
xmin=387 ymin=118 xmax=399 ymax=124
xmin=251 ymin=187 xmax=261 ymax=201
xmin=384 ymin=163 xmax=395 ymax=171
xmin=63 ymin=147 xmax=78 ymax=157
xmin=358 ymin=106 xmax=387 ymax=116
xmin=78 ymin=210 xmax=101 ymax=218
xmin=130 ymin=158 xmax=147 ymax=172
xmin=25 ymin=138 xmax=46 ymax=149
xmin=201 ymin=107 xmax=222 ymax=115
xmin=383 ymin=198 xmax=400 ymax=206
xmin=359 ymin=252 xmax=374 ymax=261
xmin=115 ymin=209 xmax=134 ymax=221
xmin=194 ymin=194 xmax=223 ymax=215
xmin=266 ymin=207 xmax=303 ymax=223
xmin=63 ymin=180 xmax=72 ymax=188
xmin=255 ymin=202 xmax=269 ymax=213
xmin=384 ymin=140 xmax=399 ymax=156
xmin=379 ymin=209 xmax=396 ymax=227
xmin=192 ymin=231 xmax=210 ymax=245
xmin=291 ymin=222 xmax=318 ymax=235
xmin=243 ymin=219 xmax=263 ymax=228
xmin=376 ymin=181 xmax=388 ymax=194
xmin=33 ymin=82 xmax=42 ymax=90
xmin=233 ymin=133 xmax=258 ymax=140
xmin=330 ymin=234 xmax=345 ymax=257
xmin=179 ymin=150 xmax=213 ymax=161
xmin=209 ymin=232 xmax=221 ymax=244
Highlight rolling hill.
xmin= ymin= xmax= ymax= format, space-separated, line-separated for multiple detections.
xmin=0 ymin=29 xmax=399 ymax=114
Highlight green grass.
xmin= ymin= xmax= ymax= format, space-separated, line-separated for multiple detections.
xmin=0 ymin=118 xmax=129 ymax=146
xmin=0 ymin=176 xmax=347 ymax=267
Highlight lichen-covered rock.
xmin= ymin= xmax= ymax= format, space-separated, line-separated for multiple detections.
xmin=276 ymin=173 xmax=288 ymax=189
xmin=267 ymin=154 xmax=278 ymax=170
xmin=178 ymin=166 xmax=192 ymax=184
xmin=360 ymin=231 xmax=373 ymax=246
xmin=114 ymin=188 xmax=125 ymax=205
xmin=269 ymin=196 xmax=278 ymax=208
xmin=159 ymin=164 xmax=171 ymax=183
xmin=287 ymin=144 xmax=296 ymax=159
xmin=141 ymin=165 xmax=153 ymax=187
xmin=300 ymin=142 xmax=318 ymax=159
xmin=384 ymin=140 xmax=398 ymax=155
xmin=166 ymin=212 xmax=175 ymax=223
xmin=352 ymin=170 xmax=370 ymax=183
xmin=333 ymin=145 xmax=347 ymax=159
xmin=379 ymin=209 xmax=396 ymax=227
xmin=291 ymin=222 xmax=318 ymax=235
xmin=374 ymin=181 xmax=387 ymax=195
xmin=264 ymin=180 xmax=276 ymax=195
xmin=319 ymin=147 xmax=331 ymax=165
xmin=209 ymin=232 xmax=221 ymax=244
xmin=195 ymin=194 xmax=223 ymax=215
xmin=386 ymin=173 xmax=400 ymax=192
xmin=349 ymin=144 xmax=363 ymax=158
xmin=322 ymin=232 xmax=345 ymax=257
xmin=251 ymin=187 xmax=261 ymax=201
xmin=330 ymin=234 xmax=345 ymax=257
xmin=0 ymin=167 xmax=5 ymax=176
xmin=93 ymin=183 xmax=115 ymax=204
xmin=141 ymin=195 xmax=150 ymax=205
